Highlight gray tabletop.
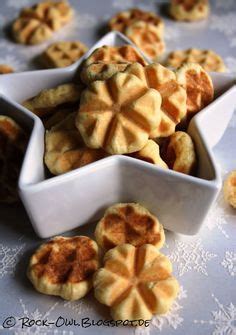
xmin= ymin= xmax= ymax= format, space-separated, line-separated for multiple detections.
xmin=0 ymin=0 xmax=236 ymax=334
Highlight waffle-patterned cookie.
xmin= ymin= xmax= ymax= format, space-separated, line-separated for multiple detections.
xmin=0 ymin=116 xmax=28 ymax=203
xmin=95 ymin=203 xmax=165 ymax=251
xmin=0 ymin=64 xmax=14 ymax=74
xmin=169 ymin=0 xmax=209 ymax=21
xmin=125 ymin=62 xmax=187 ymax=137
xmin=12 ymin=1 xmax=73 ymax=45
xmin=76 ymin=72 xmax=162 ymax=155
xmin=176 ymin=63 xmax=214 ymax=117
xmin=167 ymin=48 xmax=226 ymax=73
xmin=42 ymin=41 xmax=88 ymax=68
xmin=125 ymin=21 xmax=165 ymax=60
xmin=162 ymin=131 xmax=197 ymax=175
xmin=93 ymin=244 xmax=179 ymax=321
xmin=109 ymin=8 xmax=164 ymax=36
xmin=22 ymin=83 xmax=81 ymax=118
xmin=130 ymin=140 xmax=168 ymax=168
xmin=45 ymin=113 xmax=107 ymax=175
xmin=28 ymin=236 xmax=100 ymax=300
xmin=224 ymin=171 xmax=236 ymax=209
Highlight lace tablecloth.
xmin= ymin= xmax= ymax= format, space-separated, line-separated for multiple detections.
xmin=0 ymin=0 xmax=235 ymax=334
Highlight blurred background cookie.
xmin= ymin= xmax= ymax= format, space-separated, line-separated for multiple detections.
xmin=167 ymin=48 xmax=226 ymax=73
xmin=0 ymin=64 xmax=14 ymax=74
xmin=42 ymin=41 xmax=88 ymax=68
xmin=169 ymin=0 xmax=210 ymax=21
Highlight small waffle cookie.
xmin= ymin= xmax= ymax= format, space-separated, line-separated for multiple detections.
xmin=176 ymin=63 xmax=214 ymax=117
xmin=12 ymin=1 xmax=73 ymax=45
xmin=45 ymin=113 xmax=106 ymax=175
xmin=130 ymin=140 xmax=168 ymax=168
xmin=169 ymin=0 xmax=209 ymax=21
xmin=95 ymin=203 xmax=165 ymax=251
xmin=125 ymin=21 xmax=165 ymax=60
xmin=93 ymin=244 xmax=179 ymax=321
xmin=76 ymin=72 xmax=162 ymax=155
xmin=109 ymin=8 xmax=164 ymax=37
xmin=167 ymin=48 xmax=226 ymax=73
xmin=224 ymin=171 xmax=236 ymax=208
xmin=22 ymin=83 xmax=81 ymax=118
xmin=42 ymin=41 xmax=88 ymax=68
xmin=162 ymin=131 xmax=197 ymax=175
xmin=27 ymin=236 xmax=100 ymax=300
xmin=0 ymin=115 xmax=28 ymax=203
xmin=0 ymin=64 xmax=14 ymax=74
xmin=125 ymin=62 xmax=187 ymax=137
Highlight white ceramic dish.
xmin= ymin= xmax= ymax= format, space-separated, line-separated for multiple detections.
xmin=0 ymin=31 xmax=235 ymax=238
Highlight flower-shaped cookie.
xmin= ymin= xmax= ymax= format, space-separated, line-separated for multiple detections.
xmin=95 ymin=203 xmax=165 ymax=251
xmin=12 ymin=1 xmax=73 ymax=45
xmin=169 ymin=0 xmax=209 ymax=21
xmin=28 ymin=236 xmax=100 ymax=300
xmin=125 ymin=62 xmax=187 ymax=137
xmin=42 ymin=41 xmax=88 ymax=68
xmin=162 ymin=131 xmax=197 ymax=175
xmin=166 ymin=48 xmax=226 ymax=73
xmin=125 ymin=21 xmax=165 ymax=60
xmin=45 ymin=113 xmax=106 ymax=175
xmin=176 ymin=63 xmax=214 ymax=117
xmin=93 ymin=244 xmax=179 ymax=321
xmin=109 ymin=8 xmax=164 ymax=36
xmin=76 ymin=72 xmax=162 ymax=155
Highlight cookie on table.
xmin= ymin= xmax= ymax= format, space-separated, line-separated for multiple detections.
xmin=167 ymin=48 xmax=226 ymax=73
xmin=80 ymin=45 xmax=147 ymax=85
xmin=0 ymin=115 xmax=28 ymax=203
xmin=224 ymin=170 xmax=236 ymax=208
xmin=76 ymin=72 xmax=162 ymax=155
xmin=12 ymin=1 xmax=73 ymax=45
xmin=95 ymin=203 xmax=165 ymax=251
xmin=176 ymin=63 xmax=214 ymax=118
xmin=125 ymin=21 xmax=165 ymax=60
xmin=124 ymin=62 xmax=187 ymax=138
xmin=162 ymin=131 xmax=197 ymax=175
xmin=27 ymin=236 xmax=100 ymax=300
xmin=93 ymin=244 xmax=179 ymax=322
xmin=42 ymin=41 xmax=88 ymax=68
xmin=0 ymin=64 xmax=14 ymax=74
xmin=45 ymin=113 xmax=107 ymax=175
xmin=109 ymin=7 xmax=164 ymax=36
xmin=169 ymin=0 xmax=209 ymax=21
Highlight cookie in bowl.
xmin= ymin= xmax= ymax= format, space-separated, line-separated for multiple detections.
xmin=27 ymin=236 xmax=100 ymax=300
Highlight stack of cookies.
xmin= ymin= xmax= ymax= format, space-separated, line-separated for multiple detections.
xmin=28 ymin=202 xmax=180 ymax=323
xmin=21 ymin=44 xmax=215 ymax=178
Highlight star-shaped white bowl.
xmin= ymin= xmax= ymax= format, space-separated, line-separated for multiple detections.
xmin=0 ymin=32 xmax=235 ymax=238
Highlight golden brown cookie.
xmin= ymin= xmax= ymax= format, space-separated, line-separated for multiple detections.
xmin=76 ymin=72 xmax=162 ymax=155
xmin=22 ymin=83 xmax=81 ymax=118
xmin=0 ymin=64 xmax=14 ymax=74
xmin=130 ymin=140 xmax=168 ymax=168
xmin=125 ymin=62 xmax=187 ymax=137
xmin=176 ymin=63 xmax=214 ymax=118
xmin=0 ymin=115 xmax=28 ymax=203
xmin=125 ymin=21 xmax=165 ymax=60
xmin=28 ymin=236 xmax=100 ymax=300
xmin=95 ymin=203 xmax=165 ymax=251
xmin=169 ymin=0 xmax=209 ymax=21
xmin=109 ymin=8 xmax=164 ymax=36
xmin=93 ymin=244 xmax=179 ymax=321
xmin=162 ymin=131 xmax=197 ymax=175
xmin=224 ymin=170 xmax=236 ymax=208
xmin=45 ymin=113 xmax=107 ymax=175
xmin=12 ymin=1 xmax=73 ymax=45
xmin=167 ymin=48 xmax=226 ymax=73
xmin=42 ymin=41 xmax=88 ymax=68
